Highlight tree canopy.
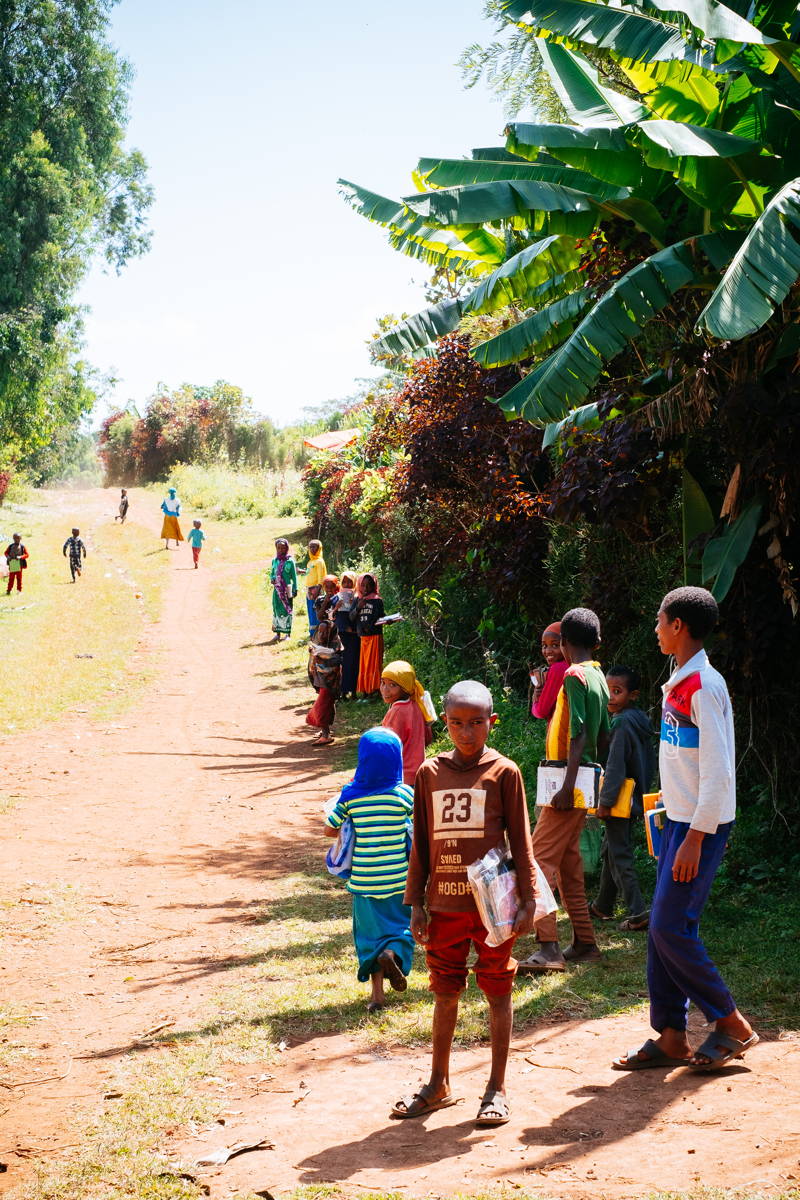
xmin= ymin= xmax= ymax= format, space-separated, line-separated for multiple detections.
xmin=341 ymin=0 xmax=800 ymax=610
xmin=0 ymin=0 xmax=152 ymax=467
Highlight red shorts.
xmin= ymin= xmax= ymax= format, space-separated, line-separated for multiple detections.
xmin=425 ymin=909 xmax=517 ymax=997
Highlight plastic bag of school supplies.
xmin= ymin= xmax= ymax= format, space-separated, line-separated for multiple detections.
xmin=467 ymin=845 xmax=520 ymax=947
xmin=323 ymin=795 xmax=354 ymax=880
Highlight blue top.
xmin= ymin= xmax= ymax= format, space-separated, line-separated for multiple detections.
xmin=340 ymin=727 xmax=404 ymax=801
xmin=187 ymin=528 xmax=205 ymax=547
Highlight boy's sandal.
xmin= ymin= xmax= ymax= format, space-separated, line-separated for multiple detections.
xmin=619 ymin=913 xmax=650 ymax=931
xmin=390 ymin=1086 xmax=460 ymax=1119
xmin=689 ymin=1031 xmax=759 ymax=1071
xmin=313 ymin=736 xmax=335 ymax=746
xmin=475 ymin=1091 xmax=510 ymax=1127
xmin=612 ymin=1039 xmax=692 ymax=1071
xmin=589 ymin=903 xmax=614 ymax=921
xmin=378 ymin=950 xmax=408 ymax=993
xmin=517 ymin=952 xmax=566 ymax=974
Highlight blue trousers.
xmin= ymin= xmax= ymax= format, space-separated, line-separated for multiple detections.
xmin=648 ymin=817 xmax=735 ymax=1033
xmin=306 ymin=592 xmax=318 ymax=634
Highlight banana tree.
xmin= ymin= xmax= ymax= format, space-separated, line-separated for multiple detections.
xmin=339 ymin=0 xmax=800 ymax=598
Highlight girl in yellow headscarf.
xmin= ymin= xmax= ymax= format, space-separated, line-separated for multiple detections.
xmin=302 ymin=539 xmax=326 ymax=635
xmin=380 ymin=660 xmax=436 ymax=785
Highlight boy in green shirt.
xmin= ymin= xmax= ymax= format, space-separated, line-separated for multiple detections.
xmin=519 ymin=607 xmax=610 ymax=973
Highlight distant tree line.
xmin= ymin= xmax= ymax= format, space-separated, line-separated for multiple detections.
xmin=98 ymin=381 xmax=309 ymax=484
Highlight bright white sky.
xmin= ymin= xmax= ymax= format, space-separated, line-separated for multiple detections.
xmin=78 ymin=0 xmax=512 ymax=425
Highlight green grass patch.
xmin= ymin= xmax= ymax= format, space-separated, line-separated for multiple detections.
xmin=165 ymin=463 xmax=304 ymax=522
xmin=0 ymin=1002 xmax=34 ymax=1075
xmin=0 ymin=881 xmax=88 ymax=936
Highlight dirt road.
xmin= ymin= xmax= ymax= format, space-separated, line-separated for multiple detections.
xmin=1 ymin=491 xmax=799 ymax=1198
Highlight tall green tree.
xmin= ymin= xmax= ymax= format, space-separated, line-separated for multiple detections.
xmin=0 ymin=0 xmax=152 ymax=466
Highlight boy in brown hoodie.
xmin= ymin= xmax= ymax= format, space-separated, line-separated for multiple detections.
xmin=393 ymin=680 xmax=537 ymax=1128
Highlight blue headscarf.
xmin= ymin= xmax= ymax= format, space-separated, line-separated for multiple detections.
xmin=338 ymin=727 xmax=404 ymax=803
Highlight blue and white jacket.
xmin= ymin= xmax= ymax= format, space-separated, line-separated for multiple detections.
xmin=659 ymin=649 xmax=736 ymax=834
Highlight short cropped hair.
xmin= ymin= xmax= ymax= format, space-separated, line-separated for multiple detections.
xmin=661 ymin=587 xmax=718 ymax=639
xmin=607 ymin=664 xmax=641 ymax=691
xmin=561 ymin=607 xmax=601 ymax=650
xmin=443 ymin=679 xmax=493 ymax=715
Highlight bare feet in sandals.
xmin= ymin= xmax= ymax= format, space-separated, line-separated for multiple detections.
xmin=613 ymin=1028 xmax=693 ymax=1070
xmin=476 ymin=1089 xmax=510 ymax=1126
xmin=391 ymin=1083 xmax=458 ymax=1119
xmin=690 ymin=1010 xmax=758 ymax=1070
xmin=517 ymin=941 xmax=566 ymax=973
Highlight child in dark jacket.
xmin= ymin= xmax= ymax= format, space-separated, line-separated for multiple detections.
xmin=591 ymin=665 xmax=653 ymax=930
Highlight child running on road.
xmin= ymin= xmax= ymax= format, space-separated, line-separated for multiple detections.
xmin=394 ymin=680 xmax=537 ymax=1128
xmin=5 ymin=534 xmax=28 ymax=594
xmin=62 ymin=528 xmax=87 ymax=582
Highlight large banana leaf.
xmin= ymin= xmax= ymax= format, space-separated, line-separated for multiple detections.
xmin=472 ymin=289 xmax=591 ymax=366
xmin=403 ymin=178 xmax=598 ymax=227
xmin=416 ymin=155 xmax=630 ymax=200
xmin=619 ymin=59 xmax=721 ymax=124
xmin=697 ymin=176 xmax=800 ymax=337
xmin=373 ymin=239 xmax=581 ymax=358
xmin=702 ymin=497 xmax=763 ymax=601
xmin=338 ymin=180 xmax=506 ymax=267
xmin=643 ymin=0 xmax=773 ymax=44
xmin=502 ymin=0 xmax=712 ymax=65
xmin=506 ymin=121 xmax=649 ymax=187
xmin=635 ymin=119 xmax=763 ymax=157
xmin=535 ymin=39 xmax=650 ymax=125
xmin=371 ymin=297 xmax=465 ymax=359
xmin=541 ymin=399 xmax=608 ymax=447
xmin=491 ymin=238 xmax=712 ymax=422
xmin=463 ymin=235 xmax=583 ymax=313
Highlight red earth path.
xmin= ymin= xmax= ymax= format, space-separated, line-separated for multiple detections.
xmin=1 ymin=490 xmax=799 ymax=1197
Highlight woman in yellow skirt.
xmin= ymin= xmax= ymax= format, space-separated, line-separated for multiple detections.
xmin=160 ymin=487 xmax=184 ymax=548
xmin=355 ymin=572 xmax=384 ymax=698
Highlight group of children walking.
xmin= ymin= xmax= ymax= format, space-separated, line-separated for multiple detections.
xmin=319 ymin=586 xmax=756 ymax=1129
xmin=269 ymin=538 xmax=397 ymax=746
xmin=3 ymin=487 xmax=211 ymax=597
